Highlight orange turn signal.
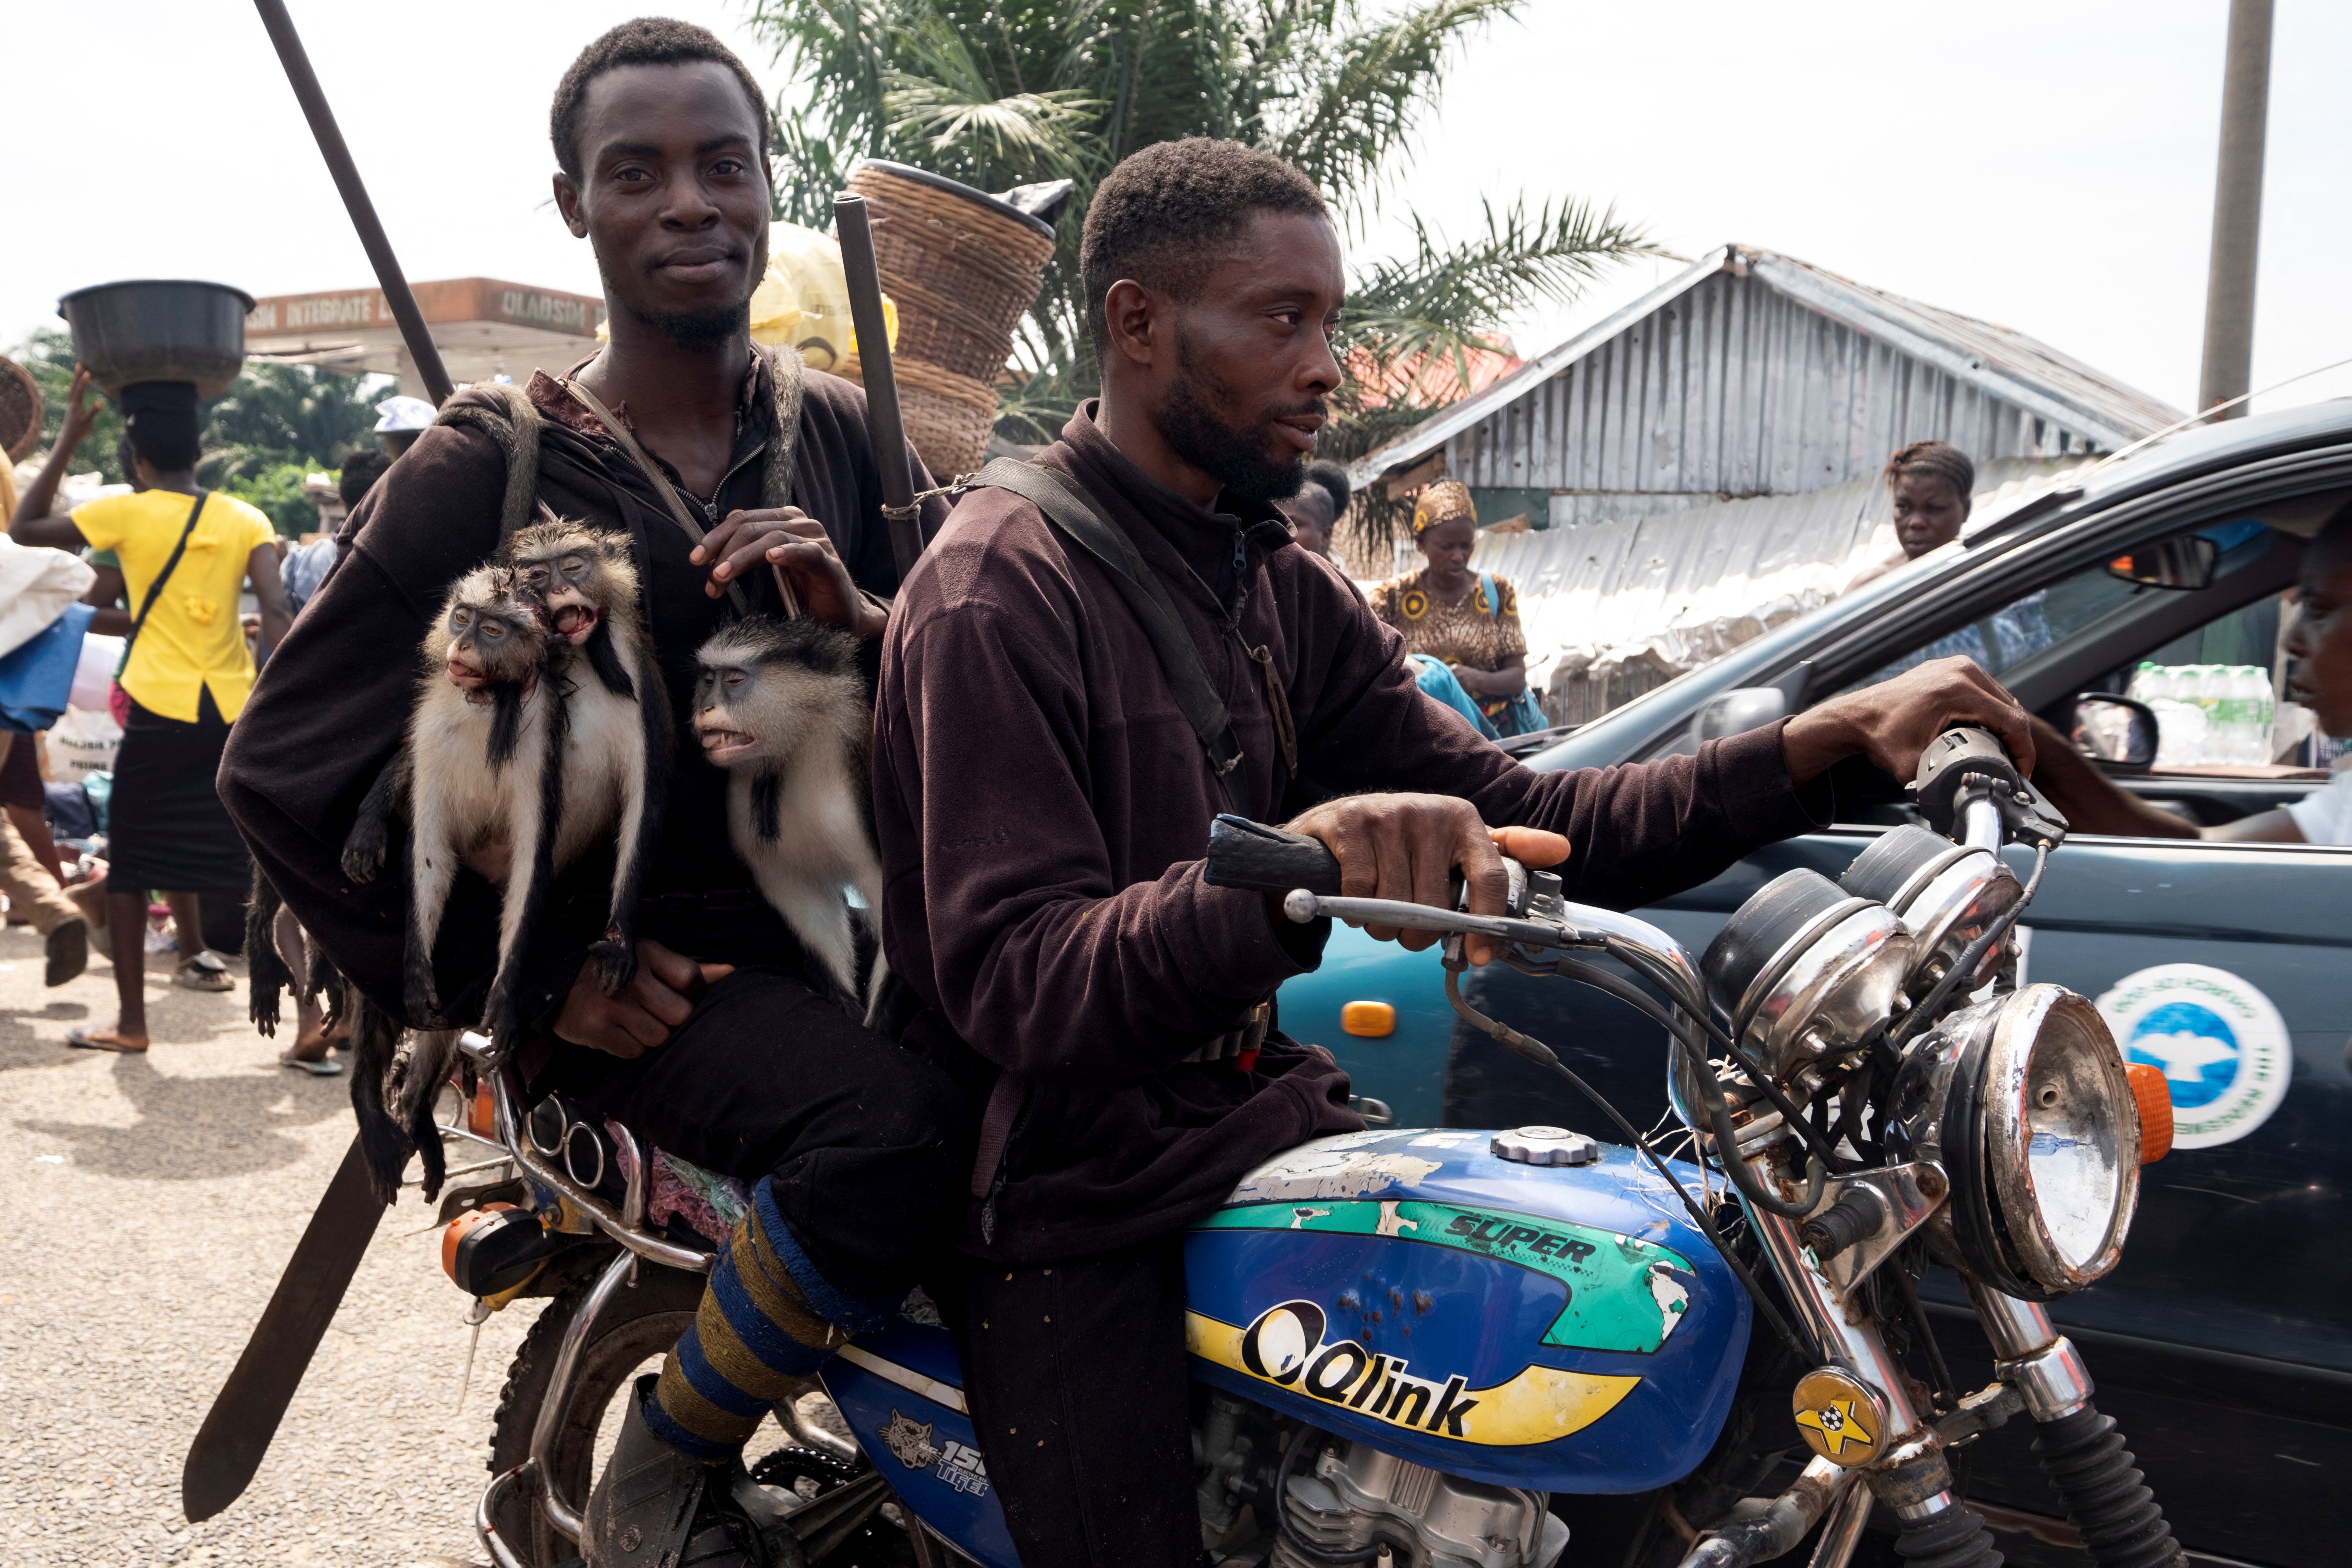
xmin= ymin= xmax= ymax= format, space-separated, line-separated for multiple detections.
xmin=2124 ymin=1063 xmax=2173 ymax=1163
xmin=1341 ymin=1001 xmax=1397 ymax=1038
xmin=441 ymin=1202 xmax=516 ymax=1284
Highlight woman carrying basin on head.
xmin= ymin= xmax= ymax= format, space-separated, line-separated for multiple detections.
xmin=9 ymin=367 xmax=295 ymax=1053
xmin=1370 ymin=479 xmax=1544 ymax=739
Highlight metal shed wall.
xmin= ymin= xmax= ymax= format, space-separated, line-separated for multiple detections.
xmin=1442 ymin=266 xmax=2118 ymax=530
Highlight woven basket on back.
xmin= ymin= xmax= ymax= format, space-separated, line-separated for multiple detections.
xmin=847 ymin=162 xmax=1057 ymax=478
xmin=0 ymin=356 xmax=44 ymax=464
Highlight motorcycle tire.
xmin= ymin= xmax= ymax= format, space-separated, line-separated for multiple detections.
xmin=486 ymin=1257 xmax=707 ymax=1565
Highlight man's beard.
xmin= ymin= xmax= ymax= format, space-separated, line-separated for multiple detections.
xmin=627 ymin=299 xmax=751 ymax=350
xmin=1157 ymin=333 xmax=1316 ymax=505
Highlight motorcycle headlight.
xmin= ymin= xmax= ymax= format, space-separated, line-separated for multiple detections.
xmin=1895 ymin=984 xmax=2142 ymax=1298
xmin=1701 ymin=868 xmax=1913 ymax=1078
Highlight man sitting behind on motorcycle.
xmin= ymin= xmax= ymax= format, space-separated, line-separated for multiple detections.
xmin=872 ymin=135 xmax=2037 ymax=1568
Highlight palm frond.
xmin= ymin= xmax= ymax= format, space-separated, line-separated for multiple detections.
xmin=883 ymin=73 xmax=1102 ymax=171
xmin=1274 ymin=0 xmax=1523 ymax=212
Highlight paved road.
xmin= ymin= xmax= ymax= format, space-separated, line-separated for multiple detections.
xmin=0 ymin=922 xmax=545 ymax=1567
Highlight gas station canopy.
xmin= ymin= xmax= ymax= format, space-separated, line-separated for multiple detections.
xmin=243 ymin=278 xmax=604 ymax=393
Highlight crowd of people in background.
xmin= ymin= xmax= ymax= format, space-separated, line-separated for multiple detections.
xmin=0 ymin=370 xmax=397 ymax=1058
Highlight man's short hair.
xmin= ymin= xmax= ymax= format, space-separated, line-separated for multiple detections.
xmin=1080 ymin=138 xmax=1329 ymax=356
xmin=1304 ymin=458 xmax=1352 ymax=520
xmin=550 ymin=18 xmax=768 ymax=182
xmin=1883 ymin=440 xmax=1975 ymax=505
xmin=337 ymin=447 xmax=392 ymax=510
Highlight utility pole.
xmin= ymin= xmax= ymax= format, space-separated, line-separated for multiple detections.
xmin=2197 ymin=0 xmax=2274 ymax=419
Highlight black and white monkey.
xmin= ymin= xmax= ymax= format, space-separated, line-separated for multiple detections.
xmin=692 ymin=617 xmax=886 ymax=1015
xmin=337 ymin=529 xmax=667 ymax=1198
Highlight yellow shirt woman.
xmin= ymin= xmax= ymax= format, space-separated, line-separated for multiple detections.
xmin=70 ymin=489 xmax=277 ymax=722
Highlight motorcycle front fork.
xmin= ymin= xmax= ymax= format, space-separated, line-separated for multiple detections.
xmin=1746 ymin=1199 xmax=2186 ymax=1568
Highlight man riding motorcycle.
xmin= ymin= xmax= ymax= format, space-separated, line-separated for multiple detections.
xmin=874 ymin=136 xmax=2037 ymax=1568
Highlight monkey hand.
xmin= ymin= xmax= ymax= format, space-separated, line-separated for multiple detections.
xmin=589 ymin=931 xmax=639 ymax=994
xmin=553 ymin=939 xmax=734 ymax=1060
xmin=695 ymin=507 xmax=888 ymax=639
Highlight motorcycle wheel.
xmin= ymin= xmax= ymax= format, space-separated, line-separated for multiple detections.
xmin=486 ymin=1257 xmax=707 ymax=1565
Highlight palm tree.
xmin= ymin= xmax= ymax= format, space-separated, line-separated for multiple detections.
xmin=748 ymin=0 xmax=1664 ymax=482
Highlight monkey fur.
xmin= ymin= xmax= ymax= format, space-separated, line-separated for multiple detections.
xmin=693 ymin=615 xmax=886 ymax=1014
xmin=335 ymin=528 xmax=669 ymax=1200
xmin=501 ymin=519 xmax=672 ymax=1007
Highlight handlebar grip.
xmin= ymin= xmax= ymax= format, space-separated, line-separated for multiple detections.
xmin=1204 ymin=814 xmax=1344 ymax=897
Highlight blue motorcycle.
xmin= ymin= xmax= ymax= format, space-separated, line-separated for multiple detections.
xmin=462 ymin=729 xmax=2184 ymax=1568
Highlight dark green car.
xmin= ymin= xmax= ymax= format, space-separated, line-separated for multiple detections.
xmin=1282 ymin=400 xmax=2352 ymax=1566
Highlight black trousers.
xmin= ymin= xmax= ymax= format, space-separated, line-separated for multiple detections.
xmin=548 ymin=964 xmax=969 ymax=1301
xmin=955 ymin=1234 xmax=1201 ymax=1568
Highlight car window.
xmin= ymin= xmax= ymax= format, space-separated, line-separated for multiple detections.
xmin=1841 ymin=519 xmax=2278 ymax=695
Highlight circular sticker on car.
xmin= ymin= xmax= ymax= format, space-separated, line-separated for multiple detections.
xmin=2096 ymin=964 xmax=2291 ymax=1150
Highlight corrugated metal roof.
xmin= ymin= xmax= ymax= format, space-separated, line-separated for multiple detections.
xmin=1462 ymin=456 xmax=2086 ymax=691
xmin=1349 ymin=245 xmax=2184 ymax=500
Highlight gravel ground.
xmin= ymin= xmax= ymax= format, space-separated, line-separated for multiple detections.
xmin=0 ymin=921 xmax=545 ymax=1567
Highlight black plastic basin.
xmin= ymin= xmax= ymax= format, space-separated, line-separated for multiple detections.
xmin=57 ymin=279 xmax=256 ymax=399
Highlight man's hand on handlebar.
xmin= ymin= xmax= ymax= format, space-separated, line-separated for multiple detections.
xmin=1282 ymin=794 xmax=1570 ymax=966
xmin=1781 ymin=655 xmax=2035 ymax=786
xmin=553 ymin=940 xmax=733 ymax=1059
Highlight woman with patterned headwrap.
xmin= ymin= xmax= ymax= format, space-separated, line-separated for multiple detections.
xmin=1369 ymin=479 xmax=1542 ymax=737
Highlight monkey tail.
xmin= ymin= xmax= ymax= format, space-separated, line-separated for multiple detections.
xmin=589 ymin=643 xmax=672 ymax=995
xmin=348 ymin=997 xmax=416 ymax=1205
xmin=484 ymin=667 xmax=571 ymax=1047
xmin=246 ymin=867 xmax=291 ymax=1037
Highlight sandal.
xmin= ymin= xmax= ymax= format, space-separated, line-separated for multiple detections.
xmin=66 ymin=1026 xmax=148 ymax=1053
xmin=279 ymin=1048 xmax=344 ymax=1077
xmin=174 ymin=951 xmax=236 ymax=992
xmin=46 ymin=918 xmax=89 ymax=987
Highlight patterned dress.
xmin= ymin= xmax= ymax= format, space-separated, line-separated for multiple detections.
xmin=1370 ymin=569 xmax=1528 ymax=726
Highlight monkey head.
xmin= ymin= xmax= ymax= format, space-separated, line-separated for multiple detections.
xmin=439 ymin=566 xmax=547 ymax=698
xmin=693 ymin=617 xmax=866 ymax=771
xmin=506 ymin=521 xmax=639 ymax=646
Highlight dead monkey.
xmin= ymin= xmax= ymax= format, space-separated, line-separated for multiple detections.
xmin=693 ymin=616 xmax=885 ymax=1014
xmin=503 ymin=519 xmax=672 ymax=1002
xmin=337 ymin=565 xmax=550 ymax=1194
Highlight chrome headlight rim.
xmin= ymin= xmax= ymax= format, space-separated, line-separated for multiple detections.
xmin=1941 ymin=985 xmax=2141 ymax=1299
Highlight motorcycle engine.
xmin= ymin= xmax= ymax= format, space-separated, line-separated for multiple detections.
xmin=1196 ymin=1397 xmax=1568 ymax=1568
xmin=1272 ymin=1439 xmax=1567 ymax=1568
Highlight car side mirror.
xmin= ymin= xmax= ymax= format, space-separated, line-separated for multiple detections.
xmin=2105 ymin=535 xmax=2218 ymax=591
xmin=2068 ymin=693 xmax=2159 ymax=773
xmin=1692 ymin=686 xmax=1790 ymax=744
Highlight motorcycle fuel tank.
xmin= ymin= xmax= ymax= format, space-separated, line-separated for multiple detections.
xmin=1184 ymin=1128 xmax=1751 ymax=1494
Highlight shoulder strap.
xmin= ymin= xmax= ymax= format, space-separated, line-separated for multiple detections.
xmin=1479 ymin=571 xmax=1500 ymax=619
xmin=757 ymin=343 xmax=804 ymax=514
xmin=121 ymin=491 xmax=208 ymax=665
xmin=561 ymin=376 xmax=753 ymax=618
xmin=969 ymin=457 xmax=1251 ymax=816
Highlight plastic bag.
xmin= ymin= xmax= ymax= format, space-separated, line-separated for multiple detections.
xmin=71 ymin=630 xmax=124 ymax=712
xmin=44 ymin=702 xmax=120 ymax=782
xmin=0 ymin=603 xmax=93 ymax=731
xmin=0 ymin=535 xmax=96 ymax=661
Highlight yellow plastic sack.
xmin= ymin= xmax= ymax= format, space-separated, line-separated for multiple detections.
xmin=593 ymin=222 xmax=897 ymax=374
xmin=750 ymin=222 xmax=897 ymax=372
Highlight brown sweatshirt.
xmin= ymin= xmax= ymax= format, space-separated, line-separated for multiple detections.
xmin=220 ymin=354 xmax=941 ymax=1034
xmin=873 ymin=405 xmax=1829 ymax=1262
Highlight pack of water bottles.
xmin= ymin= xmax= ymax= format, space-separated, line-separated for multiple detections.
xmin=2127 ymin=663 xmax=2277 ymax=766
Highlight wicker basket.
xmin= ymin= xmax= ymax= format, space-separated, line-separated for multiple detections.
xmin=0 ymin=356 xmax=43 ymax=464
xmin=847 ymin=162 xmax=1057 ymax=478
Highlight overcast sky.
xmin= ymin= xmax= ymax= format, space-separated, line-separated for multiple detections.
xmin=8 ymin=1 xmax=2348 ymax=418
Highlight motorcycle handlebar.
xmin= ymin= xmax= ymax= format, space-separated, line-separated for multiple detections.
xmin=1203 ymin=815 xmax=1344 ymax=896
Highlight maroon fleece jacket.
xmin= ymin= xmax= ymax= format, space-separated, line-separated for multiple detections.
xmin=874 ymin=405 xmax=1829 ymax=1262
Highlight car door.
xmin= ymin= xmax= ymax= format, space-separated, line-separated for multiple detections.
xmin=1330 ymin=481 xmax=2352 ymax=1562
